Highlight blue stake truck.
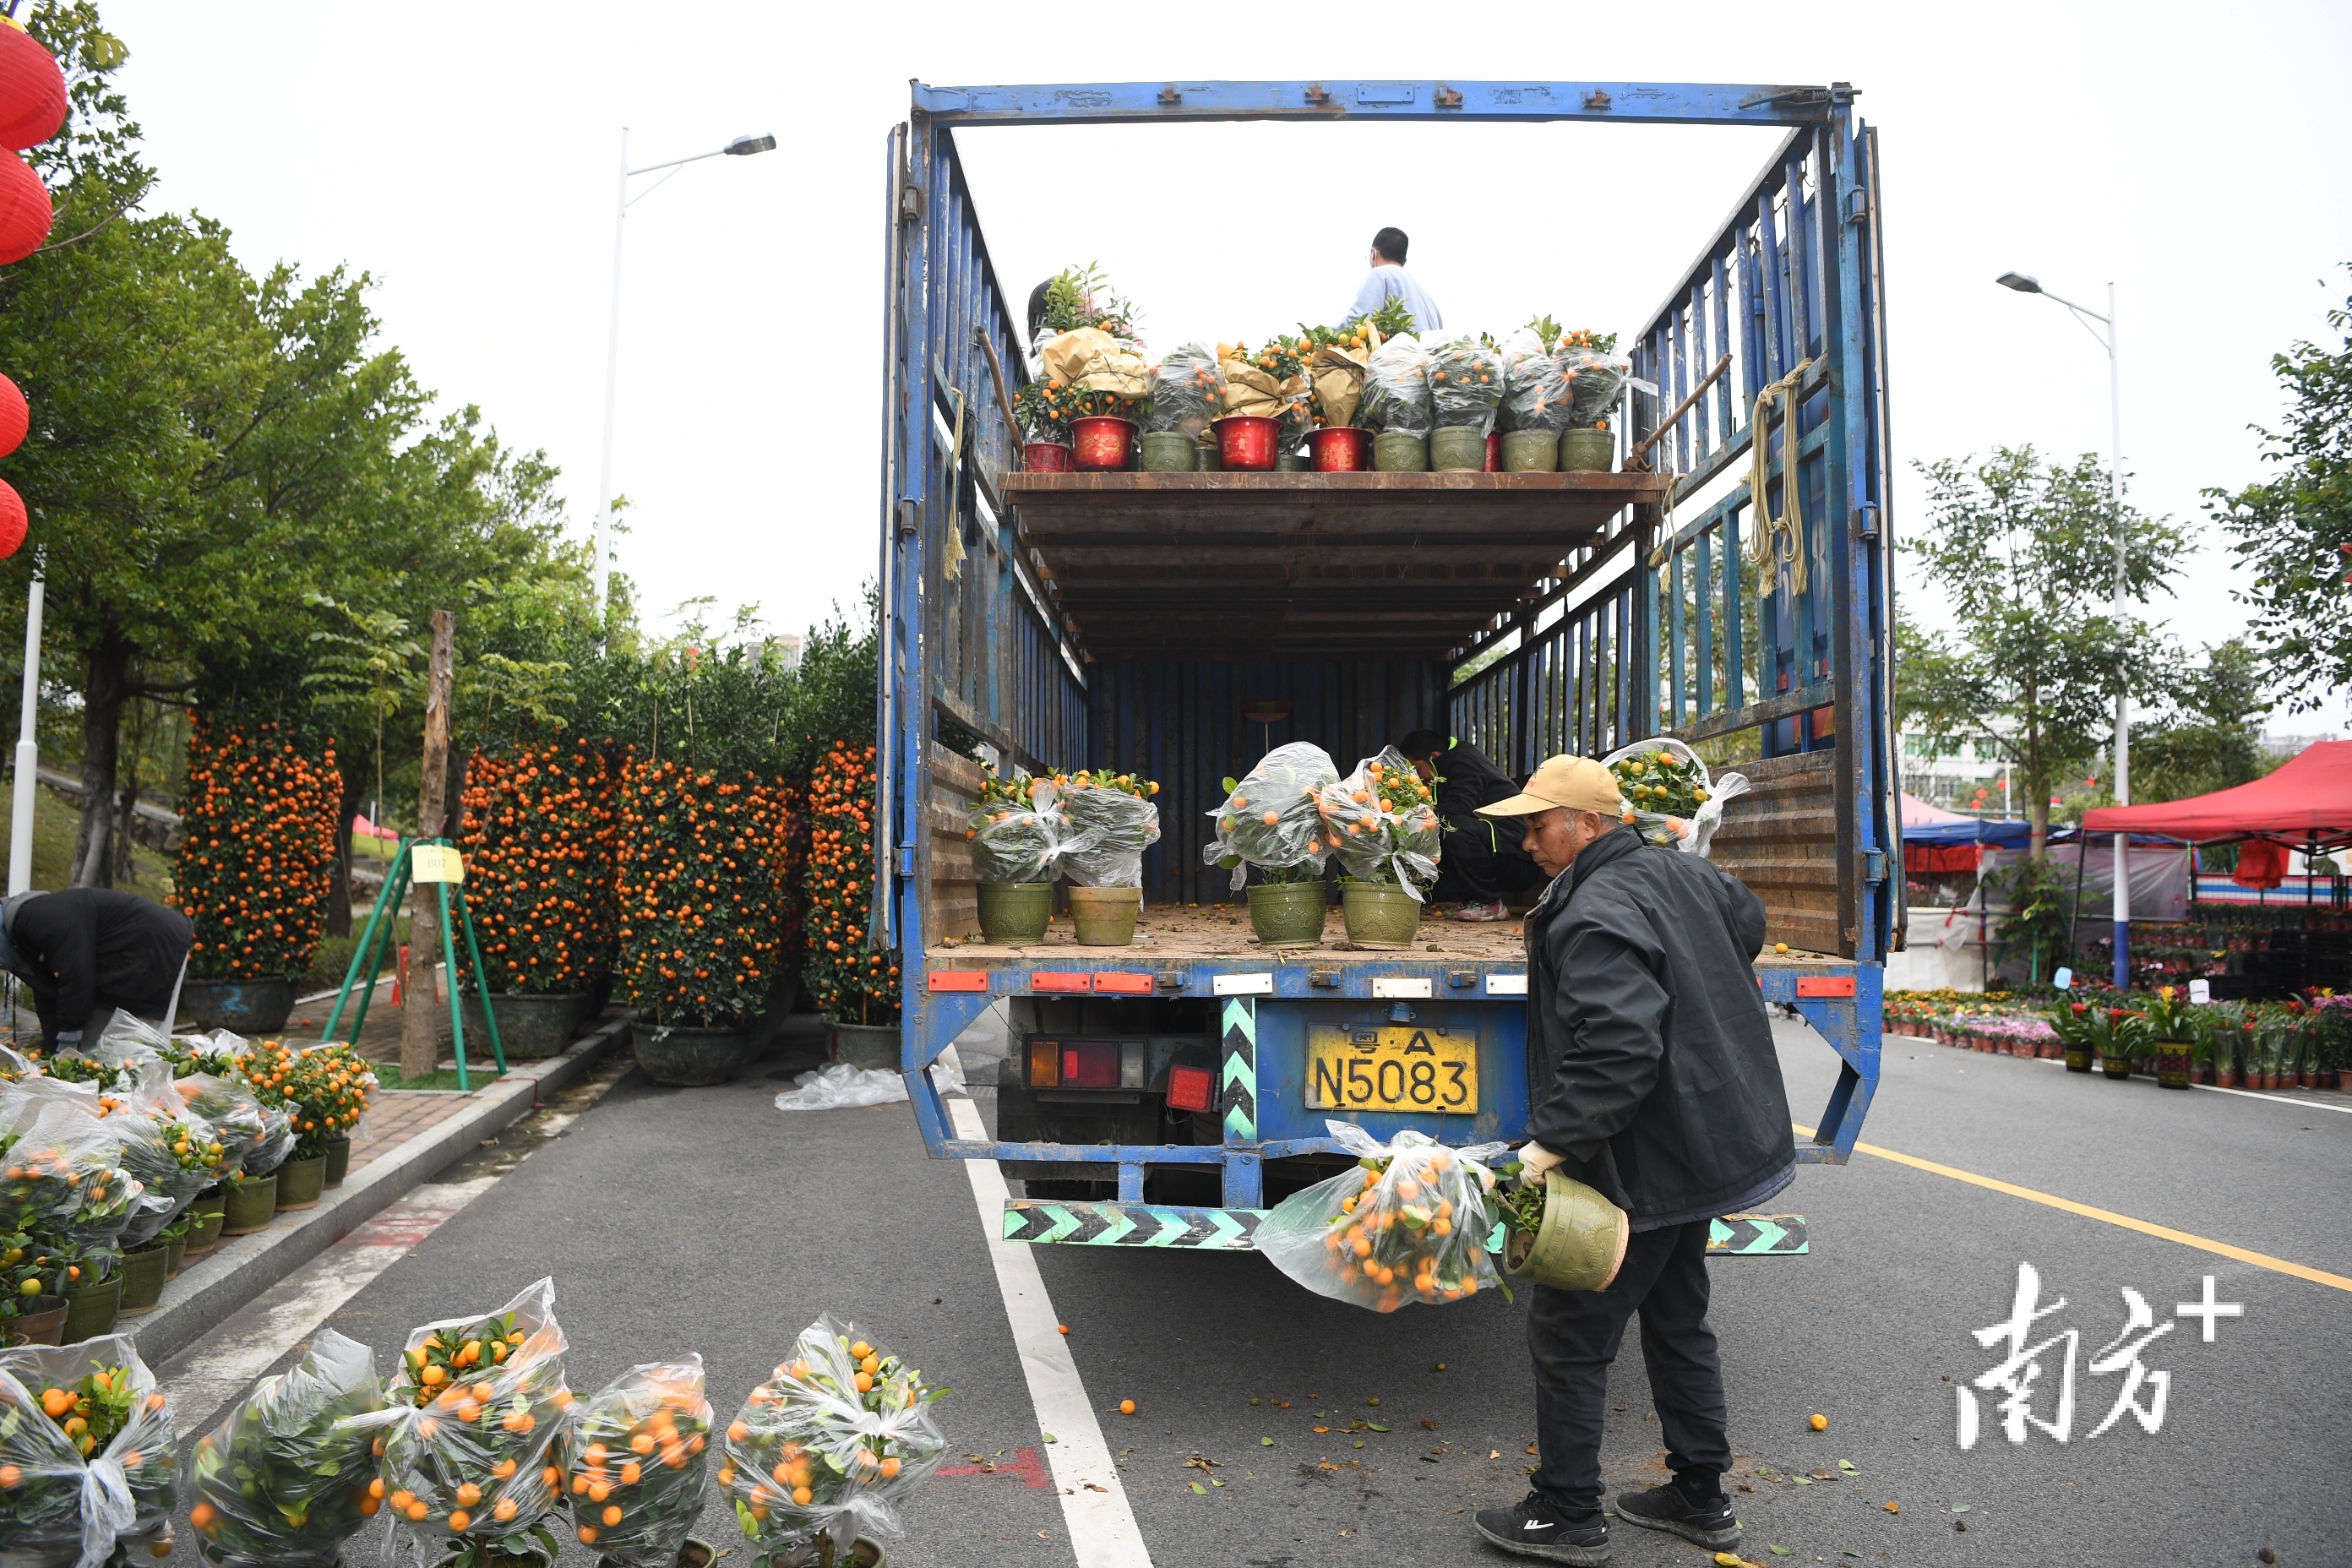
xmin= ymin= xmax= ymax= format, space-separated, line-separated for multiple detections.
xmin=879 ymin=79 xmax=1897 ymax=1256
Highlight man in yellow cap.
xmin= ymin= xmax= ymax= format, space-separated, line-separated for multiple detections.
xmin=1468 ymin=754 xmax=1792 ymax=1565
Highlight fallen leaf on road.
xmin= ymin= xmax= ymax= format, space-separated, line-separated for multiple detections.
xmin=1043 ymin=1434 xmax=1058 ymax=1444
xmin=1772 ymin=1549 xmax=1794 ymax=1558
xmin=1366 ymin=1423 xmax=1390 ymax=1433
xmin=1884 ymin=1502 xmax=1900 ymax=1514
xmin=1489 ymin=1451 xmax=1500 ymax=1460
xmin=1260 ymin=1437 xmax=1274 ymax=1446
xmin=1793 ymin=1477 xmax=1811 ymax=1486
xmin=1319 ymin=1462 xmax=1340 ymax=1472
xmin=1714 ymin=1554 xmax=1745 ymax=1567
xmin=1837 ymin=1459 xmax=1859 ymax=1473
xmin=1182 ymin=1456 xmax=1222 ymax=1473
xmin=1353 ymin=1440 xmax=1365 ymax=1450
xmin=1420 ymin=1418 xmax=1439 ymax=1431
xmin=1190 ymin=1482 xmax=1207 ymax=1495
xmin=1737 ymin=1483 xmax=1754 ymax=1493
xmin=1313 ymin=1426 xmax=1329 ymax=1435
xmin=1810 ymin=1469 xmax=1834 ymax=1480
xmin=1367 ymin=1396 xmax=1381 ymax=1406
xmin=1525 ymin=1444 xmax=1538 ymax=1456
xmin=1082 ymin=1483 xmax=1106 ymax=1493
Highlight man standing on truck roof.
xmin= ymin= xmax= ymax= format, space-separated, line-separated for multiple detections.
xmin=1467 ymin=755 xmax=1793 ymax=1565
xmin=1395 ymin=728 xmax=1541 ymax=921
xmin=1343 ymin=227 xmax=1442 ymax=334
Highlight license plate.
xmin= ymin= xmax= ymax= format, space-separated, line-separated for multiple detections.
xmin=1304 ymin=1025 xmax=1478 ymax=1113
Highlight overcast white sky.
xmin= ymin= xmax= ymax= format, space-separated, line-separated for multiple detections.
xmin=105 ymin=1 xmax=2352 ymax=726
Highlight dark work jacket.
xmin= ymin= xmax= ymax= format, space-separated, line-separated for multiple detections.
xmin=1434 ymin=742 xmax=1527 ymax=852
xmin=1522 ymin=825 xmax=1794 ymax=1228
xmin=4 ymin=889 xmax=193 ymax=1040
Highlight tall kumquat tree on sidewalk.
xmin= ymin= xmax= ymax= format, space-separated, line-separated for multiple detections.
xmin=173 ymin=716 xmax=342 ymax=980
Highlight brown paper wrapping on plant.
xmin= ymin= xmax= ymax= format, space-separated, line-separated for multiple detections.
xmin=1215 ymin=346 xmax=1309 ymax=424
xmin=1039 ymin=327 xmax=1149 ymax=398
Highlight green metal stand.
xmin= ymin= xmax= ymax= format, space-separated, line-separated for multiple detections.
xmin=320 ymin=836 xmax=506 ymax=1091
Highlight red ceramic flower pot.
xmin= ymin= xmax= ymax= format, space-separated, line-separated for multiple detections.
xmin=1213 ymin=416 xmax=1281 ymax=471
xmin=1023 ymin=441 xmax=1073 ymax=472
xmin=1070 ymin=416 xmax=1136 ymax=471
xmin=1309 ymin=426 xmax=1372 ymax=471
xmin=1484 ymin=431 xmax=1500 ymax=471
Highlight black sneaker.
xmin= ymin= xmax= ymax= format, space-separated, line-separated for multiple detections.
xmin=1613 ymin=1478 xmax=1741 ymax=1549
xmin=1473 ymin=1491 xmax=1611 ymax=1564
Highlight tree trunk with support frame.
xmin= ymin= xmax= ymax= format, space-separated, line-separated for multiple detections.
xmin=400 ymin=611 xmax=455 ymax=1082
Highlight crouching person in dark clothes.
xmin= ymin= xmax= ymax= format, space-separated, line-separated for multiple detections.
xmin=1394 ymin=729 xmax=1544 ymax=922
xmin=1466 ymin=755 xmax=1794 ymax=1565
xmin=0 ymin=888 xmax=194 ymax=1051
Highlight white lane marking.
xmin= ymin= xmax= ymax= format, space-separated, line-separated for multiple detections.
xmin=161 ymin=1176 xmax=498 ymax=1435
xmin=949 ymin=1095 xmax=1152 ymax=1567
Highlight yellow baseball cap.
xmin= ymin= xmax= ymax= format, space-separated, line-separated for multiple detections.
xmin=1476 ymin=754 xmax=1621 ymax=817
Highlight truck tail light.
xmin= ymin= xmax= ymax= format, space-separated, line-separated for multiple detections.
xmin=1165 ymin=1064 xmax=1214 ymax=1113
xmin=1119 ymin=1041 xmax=1146 ymax=1089
xmin=1060 ymin=1041 xmax=1120 ymax=1089
xmin=1027 ymin=1038 xmax=1060 ymax=1087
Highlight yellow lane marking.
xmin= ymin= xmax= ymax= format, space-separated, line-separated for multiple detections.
xmin=1794 ymin=1124 xmax=2352 ymax=1293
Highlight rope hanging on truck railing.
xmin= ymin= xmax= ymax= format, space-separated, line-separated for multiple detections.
xmin=1748 ymin=357 xmax=1814 ymax=594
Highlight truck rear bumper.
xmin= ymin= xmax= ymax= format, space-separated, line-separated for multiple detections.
xmin=1000 ymin=1199 xmax=1809 ymax=1255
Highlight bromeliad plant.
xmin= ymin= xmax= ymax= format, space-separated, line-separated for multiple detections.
xmin=615 ymin=759 xmax=796 ymax=1031
xmin=174 ymin=717 xmax=343 ymax=982
xmin=457 ymin=738 xmax=623 ymax=998
xmin=803 ymin=743 xmax=900 ymax=1027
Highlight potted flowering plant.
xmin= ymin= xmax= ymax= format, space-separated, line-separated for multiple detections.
xmin=172 ymin=717 xmax=343 ymax=1034
xmin=1215 ymin=339 xmax=1312 ymax=470
xmin=1554 ymin=327 xmax=1626 ymax=472
xmin=1013 ymin=377 xmax=1073 ymax=470
xmin=1052 ymin=770 xmax=1161 ymax=947
xmin=186 ymin=1328 xmax=386 ymax=1566
xmin=1425 ymin=336 xmax=1505 ymax=471
xmin=1317 ymin=749 xmax=1440 ymax=949
xmin=2141 ymin=990 xmax=2204 ymax=1089
xmin=966 ymin=763 xmax=1059 ymax=947
xmin=457 ymin=738 xmax=623 ymax=1058
xmin=1206 ymin=743 xmax=1342 ymax=947
xmin=1033 ymin=265 xmax=1148 ymax=471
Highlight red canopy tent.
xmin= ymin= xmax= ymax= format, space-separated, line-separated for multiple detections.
xmin=2082 ymin=740 xmax=2352 ymax=890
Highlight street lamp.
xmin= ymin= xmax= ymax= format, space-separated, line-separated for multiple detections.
xmin=593 ymin=129 xmax=776 ymax=625
xmin=1997 ymin=270 xmax=2128 ymax=987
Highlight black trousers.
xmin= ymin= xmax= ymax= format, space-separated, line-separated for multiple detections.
xmin=1527 ymin=1219 xmax=1731 ymax=1515
xmin=1432 ymin=816 xmax=1544 ymax=905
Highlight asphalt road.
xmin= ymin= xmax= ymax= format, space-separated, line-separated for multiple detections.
xmin=148 ymin=1015 xmax=2352 ymax=1567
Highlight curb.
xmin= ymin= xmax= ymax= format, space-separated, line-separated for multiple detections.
xmin=123 ymin=1012 xmax=635 ymax=1364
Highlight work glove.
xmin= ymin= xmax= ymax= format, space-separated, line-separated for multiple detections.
xmin=1516 ymin=1141 xmax=1564 ymax=1183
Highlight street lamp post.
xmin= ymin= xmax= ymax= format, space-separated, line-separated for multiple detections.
xmin=1997 ymin=270 xmax=2129 ymax=988
xmin=8 ymin=550 xmax=40 ymax=896
xmin=593 ymin=129 xmax=776 ymax=626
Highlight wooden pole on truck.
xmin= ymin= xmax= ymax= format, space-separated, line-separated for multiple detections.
xmin=399 ymin=611 xmax=455 ymax=1082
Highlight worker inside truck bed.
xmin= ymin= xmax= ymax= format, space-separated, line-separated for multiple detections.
xmin=1396 ymin=729 xmax=1542 ymax=921
xmin=1343 ymin=226 xmax=1443 ymax=334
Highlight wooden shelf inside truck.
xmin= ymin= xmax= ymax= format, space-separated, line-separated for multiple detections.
xmin=1000 ymin=470 xmax=1671 ymax=658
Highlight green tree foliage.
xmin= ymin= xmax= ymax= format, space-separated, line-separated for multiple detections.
xmin=2211 ymin=278 xmax=2352 ymax=709
xmin=1898 ymin=446 xmax=2183 ymax=857
xmin=2128 ymin=639 xmax=2278 ymax=804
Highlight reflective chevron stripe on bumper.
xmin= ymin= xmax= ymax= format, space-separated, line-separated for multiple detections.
xmin=1002 ymin=1200 xmax=1264 ymax=1249
xmin=1708 ymin=1213 xmax=1808 ymax=1254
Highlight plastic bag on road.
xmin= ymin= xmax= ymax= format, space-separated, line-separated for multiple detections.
xmin=0 ymin=1331 xmax=179 ymax=1568
xmin=1203 ymin=743 xmax=1341 ymax=892
xmin=186 ymin=1327 xmax=385 ymax=1568
xmin=561 ymin=1356 xmax=714 ymax=1566
xmin=1144 ymin=343 xmax=1225 ymax=440
xmin=1500 ymin=328 xmax=1573 ymax=433
xmin=1428 ymin=336 xmax=1505 ymax=434
xmin=1257 ymin=1123 xmax=1511 ymax=1314
xmin=346 ymin=1276 xmax=574 ymax=1565
xmin=1358 ymin=333 xmax=1432 ymax=434
xmin=1315 ymin=748 xmax=1442 ymax=899
xmin=717 ymin=1315 xmax=949 ymax=1560
xmin=772 ymin=1052 xmax=963 ymax=1113
xmin=1055 ymin=775 xmax=1161 ymax=889
xmin=1601 ymin=738 xmax=1749 ymax=856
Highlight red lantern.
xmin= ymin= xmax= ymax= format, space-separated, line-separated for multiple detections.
xmin=0 ymin=25 xmax=63 ymax=152
xmin=0 ymin=373 xmax=25 ymax=459
xmin=0 ymin=478 xmax=26 ymax=559
xmin=0 ymin=153 xmax=46 ymax=264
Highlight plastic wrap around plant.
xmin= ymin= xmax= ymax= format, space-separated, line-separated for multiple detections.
xmin=186 ymin=1328 xmax=385 ymax=1568
xmin=1427 ymin=337 xmax=1505 ymax=433
xmin=1601 ymin=738 xmax=1749 ymax=856
xmin=1143 ymin=344 xmax=1224 ymax=439
xmin=1256 ymin=1123 xmax=1510 ymax=1314
xmin=967 ymin=770 xmax=1064 ymax=886
xmin=1560 ymin=346 xmax=1633 ymax=428
xmin=1500 ymin=329 xmax=1573 ymax=433
xmin=564 ymin=1357 xmax=715 ymax=1568
xmin=1358 ymin=334 xmax=1432 ymax=434
xmin=1203 ymin=743 xmax=1342 ymax=892
xmin=1315 ymin=749 xmax=1441 ymax=898
xmin=1056 ymin=777 xmax=1162 ymax=890
xmin=347 ymin=1275 xmax=574 ymax=1566
xmin=170 ymin=1073 xmax=275 ymax=1179
xmin=106 ymin=1062 xmax=218 ymax=1248
xmin=0 ymin=1333 xmax=179 ymax=1568
xmin=1 ymin=1101 xmax=144 ymax=1252
xmin=717 ymin=1315 xmax=949 ymax=1560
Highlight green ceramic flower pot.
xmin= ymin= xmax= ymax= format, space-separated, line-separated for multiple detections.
xmin=1500 ymin=429 xmax=1560 ymax=471
xmin=1340 ymin=883 xmax=1423 ymax=950
xmin=773 ymin=1536 xmax=886 ymax=1567
xmin=324 ymin=1135 xmax=352 ymax=1189
xmin=275 ymin=1152 xmax=329 ymax=1211
xmin=117 ymin=1244 xmax=168 ymax=1317
xmin=163 ymin=1237 xmax=186 ymax=1280
xmin=62 ymin=1273 xmax=121 ymax=1343
xmin=977 ymin=881 xmax=1054 ymax=946
xmin=1504 ymin=1170 xmax=1631 ymax=1293
xmin=184 ymin=1197 xmax=226 ymax=1256
xmin=1068 ymin=886 xmax=1142 ymax=947
xmin=831 ymin=1021 xmax=899 ymax=1070
xmin=1195 ymin=434 xmax=1222 ymax=471
xmin=222 ymin=1173 xmax=279 ymax=1235
xmin=1276 ymin=451 xmax=1310 ymax=471
xmin=1248 ymin=881 xmax=1328 ymax=948
xmin=633 ymin=1020 xmax=754 ymax=1086
xmin=1371 ymin=432 xmax=1427 ymax=472
xmin=1559 ymin=427 xmax=1614 ymax=472
xmin=1429 ymin=427 xmax=1486 ymax=472
xmin=1141 ymin=431 xmax=1198 ymax=472
xmin=10 ymin=1297 xmax=65 ymax=1346
xmin=463 ymin=989 xmax=593 ymax=1059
